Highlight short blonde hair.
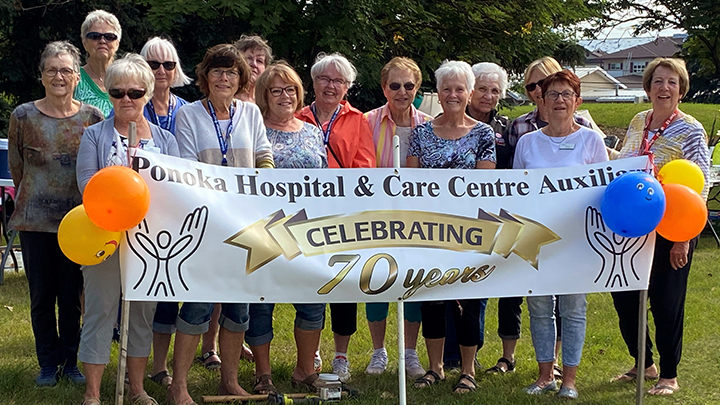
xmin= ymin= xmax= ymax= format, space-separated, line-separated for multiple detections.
xmin=105 ymin=53 xmax=154 ymax=104
xmin=254 ymin=62 xmax=305 ymax=117
xmin=643 ymin=58 xmax=690 ymax=98
xmin=140 ymin=37 xmax=191 ymax=88
xmin=81 ymin=10 xmax=122 ymax=42
xmin=234 ymin=35 xmax=273 ymax=64
xmin=380 ymin=57 xmax=422 ymax=88
xmin=435 ymin=60 xmax=474 ymax=93
xmin=523 ymin=56 xmax=562 ymax=97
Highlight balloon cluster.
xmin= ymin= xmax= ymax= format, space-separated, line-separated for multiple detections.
xmin=58 ymin=166 xmax=151 ymax=265
xmin=601 ymin=159 xmax=706 ymax=241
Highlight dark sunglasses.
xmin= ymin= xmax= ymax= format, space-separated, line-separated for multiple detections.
xmin=108 ymin=88 xmax=146 ymax=100
xmin=524 ymin=79 xmax=545 ymax=92
xmin=388 ymin=82 xmax=415 ymax=91
xmin=85 ymin=32 xmax=118 ymax=41
xmin=147 ymin=61 xmax=177 ymax=71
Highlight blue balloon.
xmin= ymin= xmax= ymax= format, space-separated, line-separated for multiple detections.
xmin=600 ymin=171 xmax=666 ymax=238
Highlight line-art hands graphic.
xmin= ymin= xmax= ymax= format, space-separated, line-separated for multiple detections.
xmin=127 ymin=206 xmax=209 ymax=297
xmin=585 ymin=206 xmax=648 ymax=289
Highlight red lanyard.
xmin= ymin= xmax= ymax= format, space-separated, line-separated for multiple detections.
xmin=639 ymin=109 xmax=678 ymax=174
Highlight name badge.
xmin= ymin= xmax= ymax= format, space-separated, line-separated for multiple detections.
xmin=559 ymin=143 xmax=575 ymax=150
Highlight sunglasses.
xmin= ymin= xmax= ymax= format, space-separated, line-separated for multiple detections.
xmin=147 ymin=61 xmax=177 ymax=71
xmin=109 ymin=88 xmax=146 ymax=100
xmin=388 ymin=82 xmax=415 ymax=91
xmin=85 ymin=32 xmax=118 ymax=42
xmin=525 ymin=79 xmax=545 ymax=93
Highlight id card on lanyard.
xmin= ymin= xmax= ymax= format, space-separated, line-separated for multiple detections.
xmin=208 ymin=99 xmax=236 ymax=166
xmin=640 ymin=109 xmax=678 ymax=175
xmin=146 ymin=95 xmax=176 ymax=131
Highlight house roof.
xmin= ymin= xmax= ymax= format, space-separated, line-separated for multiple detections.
xmin=573 ymin=66 xmax=627 ymax=89
xmin=579 ymin=37 xmax=655 ymax=54
xmin=586 ymin=37 xmax=683 ymax=61
xmin=616 ymin=74 xmax=644 ymax=87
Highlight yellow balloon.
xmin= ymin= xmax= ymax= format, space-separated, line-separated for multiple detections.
xmin=657 ymin=159 xmax=705 ymax=195
xmin=58 ymin=205 xmax=122 ymax=266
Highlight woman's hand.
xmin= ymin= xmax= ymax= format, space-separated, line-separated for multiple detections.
xmin=669 ymin=241 xmax=690 ymax=270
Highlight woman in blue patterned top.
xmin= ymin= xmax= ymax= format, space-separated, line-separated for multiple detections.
xmin=409 ymin=60 xmax=496 ymax=395
xmin=244 ymin=61 xmax=329 ymax=395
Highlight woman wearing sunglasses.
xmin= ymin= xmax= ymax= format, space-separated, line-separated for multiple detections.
xmin=76 ymin=53 xmax=180 ymax=405
xmin=75 ymin=10 xmax=122 ymax=117
xmin=363 ymin=57 xmax=430 ymax=379
xmin=244 ymin=62 xmax=329 ymax=395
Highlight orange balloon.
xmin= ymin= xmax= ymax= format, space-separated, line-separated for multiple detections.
xmin=656 ymin=183 xmax=707 ymax=242
xmin=83 ymin=165 xmax=150 ymax=232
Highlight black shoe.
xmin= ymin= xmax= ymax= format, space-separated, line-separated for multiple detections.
xmin=61 ymin=365 xmax=86 ymax=385
xmin=35 ymin=366 xmax=60 ymax=387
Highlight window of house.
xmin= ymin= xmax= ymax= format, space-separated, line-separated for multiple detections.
xmin=608 ymin=62 xmax=622 ymax=70
xmin=633 ymin=62 xmax=646 ymax=73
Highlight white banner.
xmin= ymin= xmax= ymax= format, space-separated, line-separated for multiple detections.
xmin=121 ymin=151 xmax=655 ymax=303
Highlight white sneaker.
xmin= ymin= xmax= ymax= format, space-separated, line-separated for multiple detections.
xmin=405 ymin=350 xmax=426 ymax=378
xmin=365 ymin=348 xmax=388 ymax=375
xmin=332 ymin=355 xmax=351 ymax=382
xmin=314 ymin=352 xmax=322 ymax=373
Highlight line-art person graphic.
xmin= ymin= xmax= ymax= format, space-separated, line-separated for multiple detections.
xmin=585 ymin=206 xmax=649 ymax=288
xmin=127 ymin=206 xmax=209 ymax=297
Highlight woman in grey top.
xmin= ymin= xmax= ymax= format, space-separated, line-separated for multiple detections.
xmin=76 ymin=53 xmax=179 ymax=405
xmin=8 ymin=41 xmax=103 ymax=388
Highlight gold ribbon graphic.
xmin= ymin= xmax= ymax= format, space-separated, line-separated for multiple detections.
xmin=225 ymin=209 xmax=560 ymax=274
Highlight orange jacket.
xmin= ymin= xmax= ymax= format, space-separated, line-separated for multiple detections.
xmin=296 ymin=100 xmax=376 ymax=169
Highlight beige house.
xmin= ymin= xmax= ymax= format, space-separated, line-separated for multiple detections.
xmin=585 ymin=37 xmax=684 ymax=80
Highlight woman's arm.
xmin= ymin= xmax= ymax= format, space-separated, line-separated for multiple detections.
xmin=7 ymin=110 xmax=24 ymax=188
xmin=174 ymin=107 xmax=200 ymax=162
xmin=76 ymin=126 xmax=101 ymax=194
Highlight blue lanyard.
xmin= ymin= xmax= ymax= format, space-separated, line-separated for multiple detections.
xmin=310 ymin=103 xmax=341 ymax=145
xmin=146 ymin=94 xmax=176 ymax=131
xmin=208 ymin=99 xmax=235 ymax=166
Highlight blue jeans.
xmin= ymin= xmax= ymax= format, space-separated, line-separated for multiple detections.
xmin=528 ymin=294 xmax=587 ymax=367
xmin=176 ymin=302 xmax=249 ymax=335
xmin=245 ymin=303 xmax=325 ymax=346
xmin=153 ymin=302 xmax=179 ymax=334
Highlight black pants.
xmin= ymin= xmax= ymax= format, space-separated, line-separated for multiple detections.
xmin=611 ymin=235 xmax=696 ymax=379
xmin=497 ymin=296 xmax=562 ymax=340
xmin=422 ymin=299 xmax=482 ymax=347
xmin=329 ymin=303 xmax=357 ymax=336
xmin=20 ymin=231 xmax=83 ymax=368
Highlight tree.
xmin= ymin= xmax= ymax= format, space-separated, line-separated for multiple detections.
xmin=591 ymin=0 xmax=720 ymax=102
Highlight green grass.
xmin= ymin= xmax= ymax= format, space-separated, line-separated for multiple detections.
xmin=1 ymin=235 xmax=720 ymax=404
xmin=499 ymin=103 xmax=720 ymax=134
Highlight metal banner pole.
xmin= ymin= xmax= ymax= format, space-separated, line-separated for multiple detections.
xmin=635 ymin=289 xmax=649 ymax=405
xmin=393 ymin=135 xmax=407 ymax=405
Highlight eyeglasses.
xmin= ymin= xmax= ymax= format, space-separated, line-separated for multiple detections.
xmin=544 ymin=90 xmax=577 ymax=101
xmin=316 ymin=76 xmax=346 ymax=86
xmin=524 ymin=79 xmax=545 ymax=92
xmin=85 ymin=32 xmax=118 ymax=42
xmin=108 ymin=88 xmax=147 ymax=100
xmin=147 ymin=61 xmax=177 ymax=71
xmin=388 ymin=82 xmax=415 ymax=91
xmin=209 ymin=68 xmax=239 ymax=79
xmin=269 ymin=86 xmax=297 ymax=97
xmin=43 ymin=68 xmax=75 ymax=78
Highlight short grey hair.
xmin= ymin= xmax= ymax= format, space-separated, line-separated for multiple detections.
xmin=105 ymin=53 xmax=154 ymax=104
xmin=311 ymin=52 xmax=357 ymax=88
xmin=81 ymin=10 xmax=122 ymax=42
xmin=472 ymin=62 xmax=508 ymax=98
xmin=39 ymin=41 xmax=81 ymax=74
xmin=435 ymin=60 xmax=474 ymax=93
xmin=140 ymin=37 xmax=191 ymax=87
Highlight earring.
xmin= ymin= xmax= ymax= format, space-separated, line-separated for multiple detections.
xmin=437 ymin=99 xmax=441 ymax=104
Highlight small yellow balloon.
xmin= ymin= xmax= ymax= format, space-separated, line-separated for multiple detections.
xmin=657 ymin=159 xmax=705 ymax=195
xmin=58 ymin=205 xmax=121 ymax=266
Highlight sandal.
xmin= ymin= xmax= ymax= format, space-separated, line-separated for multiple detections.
xmin=149 ymin=370 xmax=172 ymax=388
xmin=130 ymin=392 xmax=159 ymax=405
xmin=241 ymin=344 xmax=254 ymax=362
xmin=82 ymin=398 xmax=101 ymax=405
xmin=648 ymin=383 xmax=679 ymax=395
xmin=254 ymin=374 xmax=278 ymax=395
xmin=611 ymin=371 xmax=660 ymax=382
xmin=453 ymin=374 xmax=476 ymax=394
xmin=414 ymin=370 xmax=444 ymax=388
xmin=196 ymin=350 xmax=221 ymax=370
xmin=291 ymin=373 xmax=327 ymax=392
xmin=485 ymin=357 xmax=515 ymax=374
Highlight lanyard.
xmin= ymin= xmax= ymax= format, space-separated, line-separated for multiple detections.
xmin=310 ymin=103 xmax=341 ymax=145
xmin=208 ymin=99 xmax=235 ymax=166
xmin=640 ymin=109 xmax=678 ymax=174
xmin=146 ymin=94 xmax=176 ymax=131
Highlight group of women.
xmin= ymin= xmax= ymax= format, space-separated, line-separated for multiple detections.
xmin=7 ymin=8 xmax=708 ymax=405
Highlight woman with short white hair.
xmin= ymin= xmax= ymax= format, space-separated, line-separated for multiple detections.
xmin=409 ymin=60 xmax=496 ymax=394
xmin=76 ymin=53 xmax=180 ymax=405
xmin=75 ymin=10 xmax=122 ymax=117
xmin=468 ymin=62 xmax=512 ymax=168
xmin=296 ymin=52 xmax=375 ymax=382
